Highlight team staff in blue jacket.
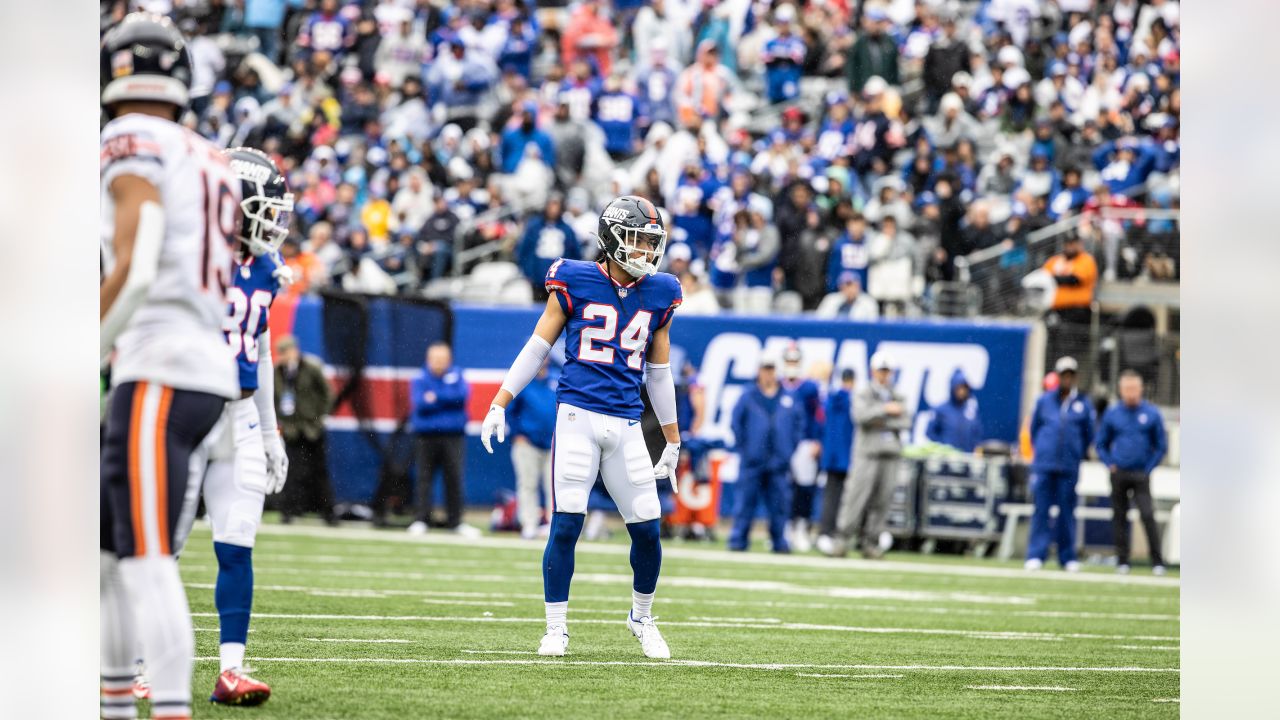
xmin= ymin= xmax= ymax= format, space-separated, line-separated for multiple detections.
xmin=816 ymin=369 xmax=856 ymax=553
xmin=407 ymin=343 xmax=478 ymax=537
xmin=926 ymin=370 xmax=985 ymax=452
xmin=1095 ymin=370 xmax=1168 ymax=574
xmin=517 ymin=195 xmax=580 ymax=300
xmin=507 ymin=362 xmax=558 ymax=538
xmin=1025 ymin=356 xmax=1096 ymax=572
xmin=729 ymin=354 xmax=806 ymax=553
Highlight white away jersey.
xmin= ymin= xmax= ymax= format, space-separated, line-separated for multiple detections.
xmin=101 ymin=113 xmax=240 ymax=399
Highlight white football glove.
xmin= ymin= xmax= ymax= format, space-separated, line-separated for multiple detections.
xmin=272 ymin=262 xmax=295 ymax=288
xmin=480 ymin=404 xmax=506 ymax=453
xmin=264 ymin=432 xmax=289 ymax=494
xmin=653 ymin=442 xmax=681 ymax=494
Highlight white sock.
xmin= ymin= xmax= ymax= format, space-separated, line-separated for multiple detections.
xmin=545 ymin=601 xmax=568 ymax=628
xmin=632 ymin=590 xmax=655 ymax=621
xmin=119 ymin=555 xmax=193 ymax=719
xmin=220 ymin=642 xmax=246 ymax=672
xmin=101 ymin=552 xmax=139 ymax=719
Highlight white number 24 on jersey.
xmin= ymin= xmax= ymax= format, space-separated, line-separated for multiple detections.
xmin=579 ymin=304 xmax=652 ymax=370
xmin=225 ymin=287 xmax=272 ymax=362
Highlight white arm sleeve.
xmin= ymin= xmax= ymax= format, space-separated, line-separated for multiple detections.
xmin=499 ymin=335 xmax=552 ymax=399
xmin=253 ymin=330 xmax=280 ymax=436
xmin=101 ymin=200 xmax=164 ymax=360
xmin=645 ymin=362 xmax=678 ymax=427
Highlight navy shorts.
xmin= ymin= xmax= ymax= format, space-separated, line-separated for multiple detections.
xmin=101 ymin=381 xmax=224 ymax=558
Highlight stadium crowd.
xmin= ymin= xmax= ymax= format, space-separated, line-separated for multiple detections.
xmin=102 ymin=0 xmax=1181 ymax=316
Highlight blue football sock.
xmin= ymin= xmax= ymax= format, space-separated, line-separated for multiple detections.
xmin=213 ymin=541 xmax=254 ymax=646
xmin=542 ymin=512 xmax=584 ymax=603
xmin=626 ymin=519 xmax=662 ymax=595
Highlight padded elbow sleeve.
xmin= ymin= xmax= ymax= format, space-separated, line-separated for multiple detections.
xmin=500 ymin=335 xmax=552 ymax=398
xmin=645 ymin=363 xmax=677 ymax=427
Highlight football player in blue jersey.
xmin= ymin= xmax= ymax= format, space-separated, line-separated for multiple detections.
xmin=481 ymin=195 xmax=683 ymax=659
xmin=780 ymin=344 xmax=825 ymax=554
xmin=180 ymin=147 xmax=295 ymax=705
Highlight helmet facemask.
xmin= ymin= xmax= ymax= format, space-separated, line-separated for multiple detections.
xmin=240 ymin=189 xmax=295 ymax=257
xmin=607 ymin=222 xmax=667 ymax=278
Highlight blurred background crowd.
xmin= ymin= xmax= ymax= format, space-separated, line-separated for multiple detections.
xmin=101 ymin=0 xmax=1181 ymax=322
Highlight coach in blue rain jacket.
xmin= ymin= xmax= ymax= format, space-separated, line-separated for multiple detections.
xmin=926 ymin=370 xmax=985 ymax=452
xmin=817 ymin=368 xmax=857 ymax=542
xmin=408 ymin=342 xmax=471 ymax=534
xmin=1025 ymin=357 xmax=1096 ymax=571
xmin=729 ymin=355 xmax=805 ymax=553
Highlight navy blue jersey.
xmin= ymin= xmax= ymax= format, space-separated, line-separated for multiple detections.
xmin=593 ymin=91 xmax=643 ymax=156
xmin=545 ymin=259 xmax=682 ymax=420
xmin=224 ymin=252 xmax=283 ymax=391
xmin=783 ymin=378 xmax=823 ymax=440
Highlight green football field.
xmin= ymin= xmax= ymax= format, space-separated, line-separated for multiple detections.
xmin=176 ymin=521 xmax=1179 ymax=719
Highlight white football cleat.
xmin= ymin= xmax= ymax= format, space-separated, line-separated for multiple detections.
xmin=452 ymin=523 xmax=482 ymax=539
xmin=407 ymin=521 xmax=428 ymax=536
xmin=538 ymin=624 xmax=569 ymax=656
xmin=1063 ymin=560 xmax=1081 ymax=573
xmin=1116 ymin=564 xmax=1131 ymax=575
xmin=1024 ymin=558 xmax=1043 ymax=571
xmin=792 ymin=519 xmax=812 ymax=553
xmin=627 ymin=614 xmax=670 ymax=659
xmin=1152 ymin=565 xmax=1167 ymax=576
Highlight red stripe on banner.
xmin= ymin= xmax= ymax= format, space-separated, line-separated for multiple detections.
xmin=325 ymin=375 xmax=503 ymax=425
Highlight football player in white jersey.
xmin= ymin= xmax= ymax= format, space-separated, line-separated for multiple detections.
xmin=176 ymin=147 xmax=294 ymax=706
xmin=99 ymin=14 xmax=241 ymax=720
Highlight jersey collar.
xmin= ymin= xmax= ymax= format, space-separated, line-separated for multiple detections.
xmin=596 ymin=261 xmax=646 ymax=289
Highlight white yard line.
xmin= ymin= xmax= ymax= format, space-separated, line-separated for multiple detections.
xmin=184 ymin=582 xmax=1178 ymax=622
xmin=183 ymin=566 xmax=1039 ymax=607
xmin=190 ymin=656 xmax=1178 ymax=673
xmin=305 ymin=638 xmax=411 ymax=644
xmin=188 ymin=612 xmax=1177 ymax=643
xmin=1152 ymin=698 xmax=1180 ymax=703
xmin=1117 ymin=645 xmax=1179 ymax=651
xmin=966 ymin=685 xmax=1076 ymax=691
xmin=461 ymin=650 xmax=537 ymax=655
xmin=246 ymin=523 xmax=1180 ymax=588
xmin=795 ymin=673 xmax=904 ymax=679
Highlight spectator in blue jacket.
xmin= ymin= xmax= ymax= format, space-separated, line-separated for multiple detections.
xmin=499 ymin=101 xmax=557 ymax=173
xmin=762 ymin=6 xmax=806 ymax=104
xmin=1095 ymin=371 xmax=1168 ymax=575
xmin=517 ymin=195 xmax=580 ymax=299
xmin=407 ymin=343 xmax=478 ymax=538
xmin=1025 ymin=356 xmax=1096 ymax=572
xmin=728 ymin=354 xmax=806 ymax=553
xmin=508 ymin=361 xmax=557 ymax=539
xmin=827 ymin=214 xmax=872 ymax=293
xmin=816 ymin=368 xmax=856 ymax=554
xmin=1092 ymin=137 xmax=1158 ymax=194
xmin=926 ymin=370 xmax=985 ymax=452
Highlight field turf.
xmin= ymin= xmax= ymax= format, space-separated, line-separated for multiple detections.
xmin=175 ymin=520 xmax=1179 ymax=719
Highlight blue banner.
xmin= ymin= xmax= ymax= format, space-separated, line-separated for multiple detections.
xmin=291 ymin=298 xmax=1030 ymax=507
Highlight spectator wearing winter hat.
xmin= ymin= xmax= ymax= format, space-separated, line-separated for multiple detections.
xmin=926 ymin=370 xmax=985 ymax=453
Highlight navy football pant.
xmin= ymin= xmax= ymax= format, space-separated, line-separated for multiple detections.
xmin=1026 ymin=469 xmax=1080 ymax=566
xmin=101 ymin=381 xmax=224 ymax=558
xmin=728 ymin=467 xmax=791 ymax=552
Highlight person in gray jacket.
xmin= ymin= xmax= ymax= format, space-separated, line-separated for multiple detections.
xmin=827 ymin=351 xmax=912 ymax=559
